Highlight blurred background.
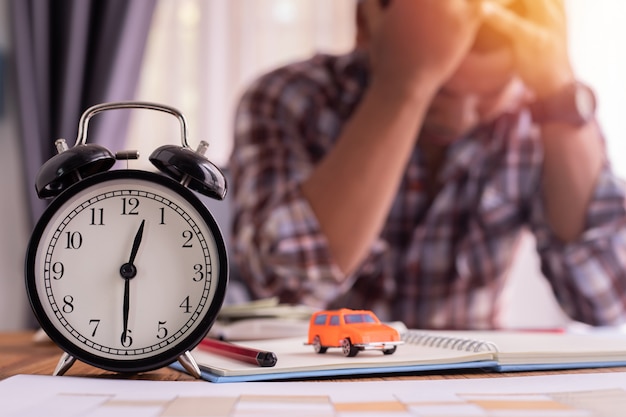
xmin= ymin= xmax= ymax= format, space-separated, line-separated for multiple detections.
xmin=1 ymin=0 xmax=625 ymax=330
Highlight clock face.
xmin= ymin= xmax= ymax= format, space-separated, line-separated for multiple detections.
xmin=26 ymin=170 xmax=228 ymax=372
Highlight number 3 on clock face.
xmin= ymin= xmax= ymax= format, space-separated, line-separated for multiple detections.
xmin=25 ymin=169 xmax=228 ymax=373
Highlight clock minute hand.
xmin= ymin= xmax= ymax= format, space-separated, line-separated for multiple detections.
xmin=121 ymin=278 xmax=130 ymax=346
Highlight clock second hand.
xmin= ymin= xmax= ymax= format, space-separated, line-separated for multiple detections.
xmin=119 ymin=219 xmax=145 ymax=346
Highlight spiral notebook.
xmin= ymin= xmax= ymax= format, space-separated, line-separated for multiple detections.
xmin=174 ymin=329 xmax=626 ymax=382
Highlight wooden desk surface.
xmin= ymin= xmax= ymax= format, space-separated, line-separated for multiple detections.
xmin=0 ymin=332 xmax=196 ymax=381
xmin=3 ymin=331 xmax=626 ymax=383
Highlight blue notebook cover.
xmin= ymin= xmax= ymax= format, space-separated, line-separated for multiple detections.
xmin=172 ymin=359 xmax=499 ymax=383
xmin=171 ymin=330 xmax=626 ymax=383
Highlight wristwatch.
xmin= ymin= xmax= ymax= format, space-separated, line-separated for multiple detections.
xmin=529 ymin=81 xmax=596 ymax=127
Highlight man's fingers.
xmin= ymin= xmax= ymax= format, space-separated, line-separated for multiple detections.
xmin=542 ymin=0 xmax=567 ymax=29
xmin=481 ymin=1 xmax=540 ymax=47
xmin=517 ymin=0 xmax=566 ymax=27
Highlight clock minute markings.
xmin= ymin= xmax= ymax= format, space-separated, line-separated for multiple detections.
xmin=119 ymin=219 xmax=145 ymax=347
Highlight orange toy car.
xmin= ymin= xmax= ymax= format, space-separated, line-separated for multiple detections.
xmin=306 ymin=309 xmax=403 ymax=357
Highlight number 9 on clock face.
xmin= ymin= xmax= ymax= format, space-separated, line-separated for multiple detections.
xmin=25 ymin=170 xmax=228 ymax=373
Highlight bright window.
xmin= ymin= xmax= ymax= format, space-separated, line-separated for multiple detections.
xmin=127 ymin=0 xmax=356 ymax=168
xmin=567 ymin=0 xmax=626 ymax=178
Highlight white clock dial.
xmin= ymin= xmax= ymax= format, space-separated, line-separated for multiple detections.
xmin=26 ymin=170 xmax=227 ymax=372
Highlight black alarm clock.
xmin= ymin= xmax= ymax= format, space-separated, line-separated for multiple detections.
xmin=25 ymin=102 xmax=229 ymax=378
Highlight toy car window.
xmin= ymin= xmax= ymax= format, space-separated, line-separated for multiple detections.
xmin=344 ymin=313 xmax=377 ymax=324
xmin=314 ymin=314 xmax=327 ymax=325
xmin=329 ymin=315 xmax=339 ymax=326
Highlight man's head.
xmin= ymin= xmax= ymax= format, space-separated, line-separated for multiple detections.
xmin=356 ymin=0 xmax=528 ymax=145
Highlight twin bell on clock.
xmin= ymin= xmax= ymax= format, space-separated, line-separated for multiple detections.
xmin=25 ymin=102 xmax=229 ymax=378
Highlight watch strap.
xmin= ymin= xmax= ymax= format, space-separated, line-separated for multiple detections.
xmin=529 ymin=81 xmax=596 ymax=127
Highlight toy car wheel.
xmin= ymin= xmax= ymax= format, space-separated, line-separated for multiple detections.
xmin=341 ymin=338 xmax=359 ymax=357
xmin=382 ymin=346 xmax=397 ymax=355
xmin=313 ymin=336 xmax=327 ymax=354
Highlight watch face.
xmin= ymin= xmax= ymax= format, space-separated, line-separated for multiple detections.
xmin=574 ymin=84 xmax=596 ymax=122
xmin=26 ymin=170 xmax=228 ymax=372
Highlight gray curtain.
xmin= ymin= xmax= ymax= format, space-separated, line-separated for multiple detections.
xmin=11 ymin=0 xmax=156 ymax=225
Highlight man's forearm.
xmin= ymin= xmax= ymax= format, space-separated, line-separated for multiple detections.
xmin=540 ymin=121 xmax=604 ymax=242
xmin=301 ymin=83 xmax=432 ymax=276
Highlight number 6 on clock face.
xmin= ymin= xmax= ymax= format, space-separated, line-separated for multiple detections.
xmin=25 ymin=169 xmax=228 ymax=374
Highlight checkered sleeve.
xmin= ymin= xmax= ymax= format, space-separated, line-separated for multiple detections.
xmin=531 ymin=158 xmax=626 ymax=325
xmin=228 ymin=69 xmax=384 ymax=307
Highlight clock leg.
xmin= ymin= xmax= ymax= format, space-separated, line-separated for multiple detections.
xmin=177 ymin=350 xmax=201 ymax=379
xmin=53 ymin=352 xmax=76 ymax=376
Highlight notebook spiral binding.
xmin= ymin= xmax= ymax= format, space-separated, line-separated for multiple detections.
xmin=401 ymin=331 xmax=499 ymax=353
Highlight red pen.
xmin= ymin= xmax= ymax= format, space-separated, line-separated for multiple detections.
xmin=503 ymin=327 xmax=566 ymax=333
xmin=198 ymin=338 xmax=278 ymax=367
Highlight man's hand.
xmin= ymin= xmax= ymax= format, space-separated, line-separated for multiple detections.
xmin=482 ymin=0 xmax=575 ymax=98
xmin=363 ymin=0 xmax=485 ymax=99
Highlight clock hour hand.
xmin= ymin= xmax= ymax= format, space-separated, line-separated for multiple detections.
xmin=120 ymin=219 xmax=145 ymax=279
xmin=128 ymin=219 xmax=145 ymax=265
xmin=119 ymin=219 xmax=145 ymax=346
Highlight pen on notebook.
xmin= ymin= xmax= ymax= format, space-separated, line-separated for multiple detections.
xmin=501 ymin=327 xmax=566 ymax=333
xmin=198 ymin=338 xmax=278 ymax=367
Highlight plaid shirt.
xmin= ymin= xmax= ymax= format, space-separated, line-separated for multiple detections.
xmin=229 ymin=50 xmax=626 ymax=329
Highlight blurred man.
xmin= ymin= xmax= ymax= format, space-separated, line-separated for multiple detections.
xmin=229 ymin=0 xmax=626 ymax=329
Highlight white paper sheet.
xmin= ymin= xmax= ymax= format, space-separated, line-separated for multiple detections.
xmin=2 ymin=372 xmax=626 ymax=416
